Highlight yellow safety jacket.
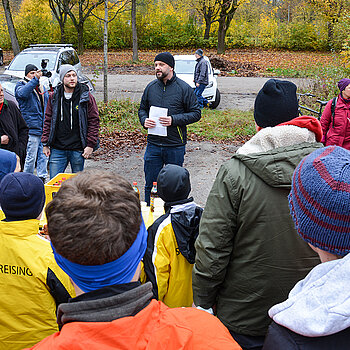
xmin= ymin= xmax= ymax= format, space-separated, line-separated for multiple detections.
xmin=143 ymin=202 xmax=202 ymax=308
xmin=0 ymin=219 xmax=75 ymax=349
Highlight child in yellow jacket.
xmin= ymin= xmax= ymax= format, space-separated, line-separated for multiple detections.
xmin=143 ymin=164 xmax=203 ymax=307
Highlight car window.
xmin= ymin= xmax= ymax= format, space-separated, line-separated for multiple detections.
xmin=174 ymin=60 xmax=197 ymax=74
xmin=8 ymin=52 xmax=57 ymax=72
xmin=72 ymin=51 xmax=80 ymax=65
xmin=60 ymin=50 xmax=75 ymax=66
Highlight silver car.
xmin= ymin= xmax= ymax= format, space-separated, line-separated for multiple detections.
xmin=174 ymin=55 xmax=221 ymax=109
xmin=4 ymin=44 xmax=94 ymax=92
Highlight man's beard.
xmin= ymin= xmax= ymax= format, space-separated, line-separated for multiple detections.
xmin=156 ymin=71 xmax=167 ymax=80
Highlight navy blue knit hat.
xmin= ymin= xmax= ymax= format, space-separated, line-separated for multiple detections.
xmin=25 ymin=64 xmax=38 ymax=77
xmin=0 ymin=173 xmax=45 ymax=221
xmin=289 ymin=146 xmax=350 ymax=256
xmin=154 ymin=52 xmax=174 ymax=69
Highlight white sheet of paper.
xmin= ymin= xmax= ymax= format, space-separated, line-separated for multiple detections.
xmin=148 ymin=106 xmax=168 ymax=137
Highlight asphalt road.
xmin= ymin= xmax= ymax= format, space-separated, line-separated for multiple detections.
xmin=88 ymin=74 xmax=309 ymax=111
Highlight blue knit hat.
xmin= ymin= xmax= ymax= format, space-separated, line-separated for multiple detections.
xmin=0 ymin=149 xmax=17 ymax=183
xmin=289 ymin=146 xmax=350 ymax=256
xmin=0 ymin=173 xmax=45 ymax=221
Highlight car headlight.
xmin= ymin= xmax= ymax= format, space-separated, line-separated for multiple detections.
xmin=206 ymin=82 xmax=213 ymax=88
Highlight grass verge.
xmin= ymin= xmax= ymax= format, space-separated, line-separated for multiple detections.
xmin=97 ymin=99 xmax=256 ymax=143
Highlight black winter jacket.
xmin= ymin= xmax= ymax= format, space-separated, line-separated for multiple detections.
xmin=0 ymin=99 xmax=28 ymax=168
xmin=138 ymin=73 xmax=201 ymax=147
xmin=263 ymin=321 xmax=350 ymax=350
xmin=194 ymin=57 xmax=209 ymax=86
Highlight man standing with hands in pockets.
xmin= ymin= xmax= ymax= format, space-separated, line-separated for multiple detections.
xmin=139 ymin=52 xmax=201 ymax=205
xmin=42 ymin=64 xmax=99 ymax=179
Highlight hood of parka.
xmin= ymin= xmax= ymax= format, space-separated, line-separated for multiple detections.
xmin=234 ymin=142 xmax=323 ymax=189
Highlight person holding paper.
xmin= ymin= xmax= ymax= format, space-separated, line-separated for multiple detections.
xmin=138 ymin=52 xmax=201 ymax=205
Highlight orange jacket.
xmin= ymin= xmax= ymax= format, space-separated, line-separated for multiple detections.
xmin=28 ymin=299 xmax=241 ymax=349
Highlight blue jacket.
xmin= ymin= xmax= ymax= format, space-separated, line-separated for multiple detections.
xmin=15 ymin=77 xmax=48 ymax=136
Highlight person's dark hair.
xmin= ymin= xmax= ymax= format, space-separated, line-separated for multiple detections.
xmin=46 ymin=170 xmax=141 ymax=265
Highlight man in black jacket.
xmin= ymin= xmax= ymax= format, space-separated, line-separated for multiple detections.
xmin=194 ymin=49 xmax=209 ymax=108
xmin=0 ymin=83 xmax=28 ymax=169
xmin=138 ymin=52 xmax=201 ymax=205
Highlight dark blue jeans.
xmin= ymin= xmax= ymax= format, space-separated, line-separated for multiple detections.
xmin=49 ymin=148 xmax=85 ymax=179
xmin=194 ymin=83 xmax=208 ymax=108
xmin=144 ymin=143 xmax=185 ymax=205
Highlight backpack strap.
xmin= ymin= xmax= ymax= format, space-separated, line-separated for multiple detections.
xmin=331 ymin=96 xmax=337 ymax=128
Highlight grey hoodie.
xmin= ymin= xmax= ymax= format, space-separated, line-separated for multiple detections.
xmin=268 ymin=253 xmax=350 ymax=337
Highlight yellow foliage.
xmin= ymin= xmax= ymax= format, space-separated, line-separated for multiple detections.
xmin=340 ymin=37 xmax=350 ymax=69
xmin=17 ymin=0 xmax=52 ymax=21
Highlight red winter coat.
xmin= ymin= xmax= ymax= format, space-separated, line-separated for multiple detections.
xmin=321 ymin=95 xmax=350 ymax=150
xmin=27 ymin=299 xmax=241 ymax=350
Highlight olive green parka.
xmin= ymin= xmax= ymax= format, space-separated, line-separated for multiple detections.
xmin=193 ymin=139 xmax=322 ymax=337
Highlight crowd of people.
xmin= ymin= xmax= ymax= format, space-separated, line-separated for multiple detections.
xmin=0 ymin=50 xmax=350 ymax=350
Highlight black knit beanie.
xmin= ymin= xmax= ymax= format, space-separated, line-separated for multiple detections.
xmin=254 ymin=79 xmax=299 ymax=128
xmin=25 ymin=64 xmax=38 ymax=77
xmin=157 ymin=164 xmax=191 ymax=203
xmin=154 ymin=52 xmax=175 ymax=69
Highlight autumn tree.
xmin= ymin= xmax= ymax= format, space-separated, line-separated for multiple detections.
xmin=217 ymin=0 xmax=245 ymax=54
xmin=307 ymin=0 xmax=348 ymax=49
xmin=92 ymin=0 xmax=131 ymax=102
xmin=131 ymin=0 xmax=138 ymax=62
xmin=66 ymin=0 xmax=105 ymax=54
xmin=195 ymin=0 xmax=220 ymax=39
xmin=2 ymin=0 xmax=20 ymax=54
xmin=48 ymin=0 xmax=69 ymax=43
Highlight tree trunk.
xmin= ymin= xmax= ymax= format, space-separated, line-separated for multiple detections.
xmin=217 ymin=18 xmax=226 ymax=54
xmin=132 ymin=0 xmax=138 ymax=62
xmin=2 ymin=0 xmax=20 ymax=55
xmin=103 ymin=0 xmax=108 ymax=103
xmin=204 ymin=16 xmax=211 ymax=40
xmin=59 ymin=22 xmax=66 ymax=43
xmin=327 ymin=21 xmax=334 ymax=50
xmin=77 ymin=24 xmax=84 ymax=54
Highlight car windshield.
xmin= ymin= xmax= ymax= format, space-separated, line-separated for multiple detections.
xmin=0 ymin=76 xmax=20 ymax=94
xmin=8 ymin=52 xmax=57 ymax=71
xmin=175 ymin=60 xmax=197 ymax=74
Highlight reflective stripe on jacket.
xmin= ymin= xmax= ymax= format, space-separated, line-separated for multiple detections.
xmin=0 ymin=219 xmax=75 ymax=349
xmin=144 ymin=213 xmax=196 ymax=307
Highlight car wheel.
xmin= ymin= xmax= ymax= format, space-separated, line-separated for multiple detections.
xmin=210 ymin=89 xmax=220 ymax=109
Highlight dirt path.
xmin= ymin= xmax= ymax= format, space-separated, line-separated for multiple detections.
xmin=84 ymin=141 xmax=239 ymax=207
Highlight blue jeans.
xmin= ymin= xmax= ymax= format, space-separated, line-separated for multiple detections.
xmin=23 ymin=134 xmax=48 ymax=178
xmin=49 ymin=148 xmax=85 ymax=179
xmin=194 ymin=84 xmax=208 ymax=108
xmin=144 ymin=143 xmax=185 ymax=205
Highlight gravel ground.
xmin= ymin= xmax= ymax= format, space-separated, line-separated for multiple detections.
xmin=84 ymin=141 xmax=239 ymax=208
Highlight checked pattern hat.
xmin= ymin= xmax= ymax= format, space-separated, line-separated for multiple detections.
xmin=289 ymin=146 xmax=350 ymax=256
